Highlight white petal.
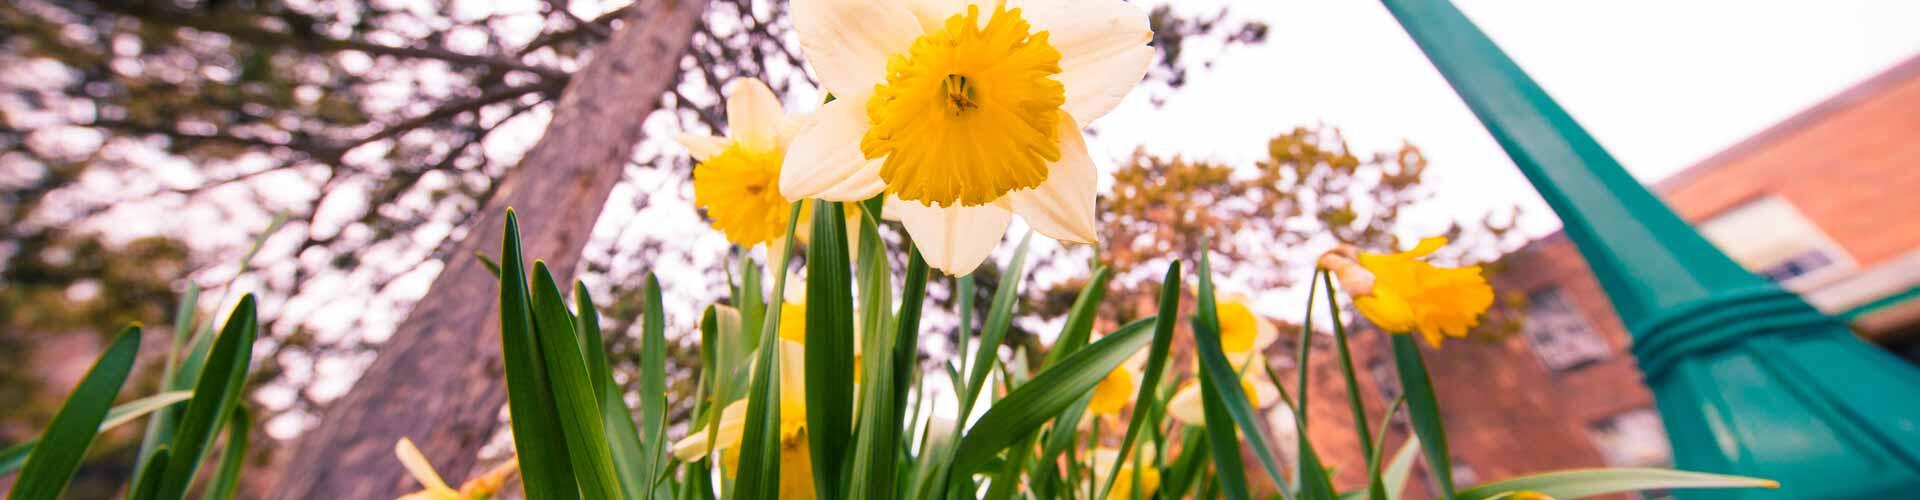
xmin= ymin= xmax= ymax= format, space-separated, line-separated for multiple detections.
xmin=905 ymin=0 xmax=969 ymax=32
xmin=892 ymin=198 xmax=1013 ymax=275
xmin=726 ymin=78 xmax=785 ymax=153
xmin=1022 ymin=0 xmax=1154 ymax=122
xmin=675 ymin=133 xmax=731 ymax=162
xmin=780 ymin=93 xmax=886 ymax=201
xmin=1008 ymin=116 xmax=1099 ymax=244
xmin=1165 ymin=384 xmax=1206 ymax=425
xmin=792 ymin=0 xmax=922 ymax=95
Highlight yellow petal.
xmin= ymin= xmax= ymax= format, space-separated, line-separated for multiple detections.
xmin=890 ymin=197 xmax=1013 ymax=275
xmin=676 ymin=133 xmax=732 ymax=162
xmin=791 ymin=0 xmax=922 ymax=95
xmin=394 ymin=437 xmax=456 ymax=495
xmin=1021 ymin=0 xmax=1154 ymax=122
xmin=725 ymin=78 xmax=786 ymax=153
xmin=780 ymin=93 xmax=886 ymax=202
xmin=1405 ymin=236 xmax=1448 ymax=258
xmin=778 ymin=339 xmax=810 ymax=427
xmin=1087 ymin=364 xmax=1137 ymax=416
xmin=1007 ymin=114 xmax=1100 ymax=244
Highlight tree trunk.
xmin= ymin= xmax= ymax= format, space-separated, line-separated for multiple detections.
xmin=272 ymin=2 xmax=708 ymax=497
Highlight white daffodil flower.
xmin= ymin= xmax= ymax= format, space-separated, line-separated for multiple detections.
xmin=778 ymin=0 xmax=1153 ymax=274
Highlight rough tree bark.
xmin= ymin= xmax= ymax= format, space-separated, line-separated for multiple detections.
xmin=272 ymin=1 xmax=709 ymax=497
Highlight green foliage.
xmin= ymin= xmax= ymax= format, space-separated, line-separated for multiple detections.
xmin=7 ymin=327 xmax=140 ymax=500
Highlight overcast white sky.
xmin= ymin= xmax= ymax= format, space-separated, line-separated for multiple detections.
xmin=1095 ymin=0 xmax=1920 ymax=239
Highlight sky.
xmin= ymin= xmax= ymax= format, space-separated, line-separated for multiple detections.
xmin=1094 ymin=0 xmax=1920 ymax=240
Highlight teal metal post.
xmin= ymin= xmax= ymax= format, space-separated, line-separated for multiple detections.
xmin=1378 ymin=1 xmax=1920 ymax=498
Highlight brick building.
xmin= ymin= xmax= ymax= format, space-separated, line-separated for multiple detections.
xmin=1283 ymin=54 xmax=1920 ymax=498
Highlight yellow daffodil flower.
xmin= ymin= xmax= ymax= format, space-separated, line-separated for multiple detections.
xmin=1091 ymin=444 xmax=1160 ymax=500
xmin=1087 ymin=361 xmax=1140 ymax=417
xmin=670 ymin=339 xmax=815 ymax=499
xmin=1319 ymin=237 xmax=1494 ymax=348
xmin=679 ymin=78 xmax=807 ymax=249
xmin=394 ymin=438 xmax=519 ymax=500
xmin=1216 ymin=293 xmax=1279 ymax=368
xmin=778 ymin=0 xmax=1154 ymax=275
xmin=1165 ymin=359 xmax=1282 ymax=426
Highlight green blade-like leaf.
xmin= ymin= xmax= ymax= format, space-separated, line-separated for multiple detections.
xmin=132 ymin=282 xmax=199 ymax=489
xmin=734 ymin=202 xmax=803 ymax=500
xmin=1321 ymin=270 xmax=1375 ymax=463
xmin=949 ymin=317 xmax=1156 ymax=479
xmin=575 ymin=281 xmax=648 ymax=500
xmin=0 ymin=391 xmax=195 ymax=475
xmin=1197 ymin=366 xmax=1251 ymax=500
xmin=1160 ymin=429 xmax=1209 ymax=500
xmin=802 ymin=201 xmax=856 ymax=500
xmin=637 ymin=273 xmax=670 ymax=498
xmin=529 ymin=262 xmax=625 ymax=500
xmin=128 ymin=448 xmax=169 ymax=500
xmin=155 ymin=295 xmax=257 ymax=500
xmin=203 ymin=406 xmax=250 ymax=500
xmin=1390 ymin=335 xmax=1454 ymax=496
xmin=1043 ymin=267 xmax=1113 ymax=368
xmin=1097 ymin=262 xmax=1178 ymax=500
xmin=1454 ymin=468 xmax=1778 ymax=500
xmin=1192 ymin=251 xmax=1295 ymax=499
xmin=7 ymin=326 xmax=140 ymax=500
xmin=1382 ymin=435 xmax=1420 ymax=500
xmin=496 ymin=210 xmax=581 ymax=500
xmin=958 ymin=232 xmax=1033 ymax=425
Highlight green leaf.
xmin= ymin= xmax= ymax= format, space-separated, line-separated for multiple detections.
xmin=637 ymin=274 xmax=670 ymax=497
xmin=529 ymin=262 xmax=625 ymax=500
xmin=576 ymin=282 xmax=648 ymax=500
xmin=132 ymin=282 xmax=199 ymax=489
xmin=496 ymin=210 xmax=582 ymax=500
xmin=7 ymin=326 xmax=140 ymax=500
xmin=1454 ymin=468 xmax=1778 ymax=500
xmin=949 ymin=317 xmax=1156 ymax=479
xmin=1160 ymin=429 xmax=1209 ymax=500
xmin=1197 ymin=356 xmax=1251 ymax=500
xmin=1098 ymin=262 xmax=1177 ymax=500
xmin=802 ymin=201 xmax=857 ymax=500
xmin=1192 ymin=251 xmax=1294 ymax=499
xmin=1044 ymin=267 xmax=1113 ymax=368
xmin=1382 ymin=435 xmax=1420 ymax=500
xmin=734 ymin=202 xmax=803 ymax=500
xmin=1318 ymin=268 xmax=1383 ymax=500
xmin=203 ymin=406 xmax=250 ymax=500
xmin=0 ymin=391 xmax=195 ymax=475
xmin=1390 ymin=335 xmax=1455 ymax=496
xmin=155 ymin=296 xmax=257 ymax=500
xmin=961 ymin=233 xmax=1034 ymax=419
xmin=128 ymin=448 xmax=169 ymax=500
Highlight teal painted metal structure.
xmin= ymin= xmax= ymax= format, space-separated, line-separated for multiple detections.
xmin=1377 ymin=1 xmax=1920 ymax=498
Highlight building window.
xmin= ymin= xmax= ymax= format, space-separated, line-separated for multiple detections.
xmin=1522 ymin=287 xmax=1611 ymax=371
xmin=1697 ymin=196 xmax=1852 ymax=288
xmin=1588 ymin=408 xmax=1672 ymax=468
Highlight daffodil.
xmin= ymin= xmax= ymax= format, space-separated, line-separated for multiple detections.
xmin=1215 ymin=293 xmax=1279 ymax=368
xmin=779 ymin=0 xmax=1154 ymax=275
xmin=394 ymin=437 xmax=519 ymax=500
xmin=670 ymin=339 xmax=815 ymax=499
xmin=1091 ymin=444 xmax=1160 ymax=500
xmin=1165 ymin=358 xmax=1282 ymax=426
xmin=1319 ymin=237 xmax=1494 ymax=347
xmin=679 ymin=78 xmax=807 ymax=249
xmin=1087 ymin=360 xmax=1140 ymax=417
